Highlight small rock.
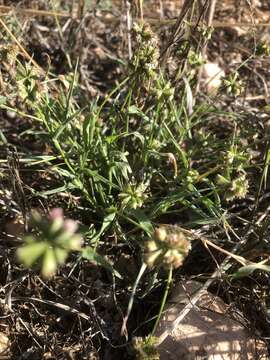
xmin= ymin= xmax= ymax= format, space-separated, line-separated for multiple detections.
xmin=155 ymin=281 xmax=268 ymax=360
xmin=0 ymin=332 xmax=9 ymax=357
xmin=6 ymin=110 xmax=16 ymax=119
xmin=201 ymin=62 xmax=225 ymax=95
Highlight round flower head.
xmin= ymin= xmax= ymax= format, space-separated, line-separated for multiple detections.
xmin=145 ymin=226 xmax=191 ymax=269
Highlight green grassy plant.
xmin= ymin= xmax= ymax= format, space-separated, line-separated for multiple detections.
xmin=1 ymin=19 xmax=263 ymax=347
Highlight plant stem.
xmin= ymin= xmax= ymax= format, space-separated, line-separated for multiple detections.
xmin=151 ymin=264 xmax=173 ymax=337
xmin=121 ymin=262 xmax=148 ymax=339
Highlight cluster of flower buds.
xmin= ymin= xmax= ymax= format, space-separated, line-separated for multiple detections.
xmin=131 ymin=22 xmax=160 ymax=81
xmin=256 ymin=41 xmax=270 ymax=56
xmin=18 ymin=208 xmax=82 ymax=277
xmin=144 ymin=226 xmax=191 ymax=270
xmin=149 ymin=78 xmax=175 ymax=102
xmin=223 ymin=72 xmax=244 ymax=97
xmin=216 ymin=173 xmax=249 ymax=202
xmin=119 ymin=182 xmax=148 ymax=210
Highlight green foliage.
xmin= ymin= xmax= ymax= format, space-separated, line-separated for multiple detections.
xmin=132 ymin=336 xmax=160 ymax=360
xmin=0 ymin=22 xmax=253 ymax=249
xmin=1 ymin=20 xmax=259 ymax=340
xmin=18 ymin=208 xmax=121 ymax=279
xmin=82 ymin=246 xmax=122 ymax=279
xmin=232 ymin=262 xmax=270 ymax=279
xmin=223 ymin=71 xmax=244 ymax=97
xmin=187 ymin=49 xmax=204 ymax=67
xmin=215 ymin=140 xmax=250 ymax=201
xmin=256 ymin=41 xmax=270 ymax=57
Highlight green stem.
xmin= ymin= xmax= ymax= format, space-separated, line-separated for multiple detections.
xmin=121 ymin=262 xmax=147 ymax=338
xmin=151 ymin=264 xmax=173 ymax=337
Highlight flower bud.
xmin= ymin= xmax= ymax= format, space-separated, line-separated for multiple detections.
xmin=154 ymin=227 xmax=167 ymax=242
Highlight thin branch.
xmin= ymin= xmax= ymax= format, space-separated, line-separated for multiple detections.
xmin=125 ymin=0 xmax=133 ymax=60
xmin=0 ymin=6 xmax=269 ymax=29
xmin=159 ymin=0 xmax=196 ymax=66
xmin=0 ymin=5 xmax=70 ymax=18
xmin=0 ymin=17 xmax=42 ymax=73
xmin=195 ymin=0 xmax=217 ymax=94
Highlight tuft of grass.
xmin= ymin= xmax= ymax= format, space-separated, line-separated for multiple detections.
xmin=2 ymin=16 xmax=268 ymax=352
xmin=0 ymin=21 xmax=253 ymax=270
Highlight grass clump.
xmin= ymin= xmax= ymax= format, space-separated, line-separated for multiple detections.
xmin=2 ymin=13 xmax=269 ymax=358
xmin=1 ymin=19 xmax=252 ymax=294
xmin=2 ymin=21 xmax=244 ymax=237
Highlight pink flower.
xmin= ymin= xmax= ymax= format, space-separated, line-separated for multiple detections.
xmin=49 ymin=208 xmax=64 ymax=220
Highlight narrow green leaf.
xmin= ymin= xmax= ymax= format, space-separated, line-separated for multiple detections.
xmin=90 ymin=211 xmax=116 ymax=244
xmin=82 ymin=247 xmax=122 ymax=279
xmin=127 ymin=208 xmax=153 ymax=236
xmin=128 ymin=105 xmax=149 ymax=121
xmin=232 ymin=262 xmax=270 ymax=279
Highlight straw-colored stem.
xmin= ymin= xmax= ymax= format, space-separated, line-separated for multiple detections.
xmin=0 ymin=17 xmax=42 ymax=72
